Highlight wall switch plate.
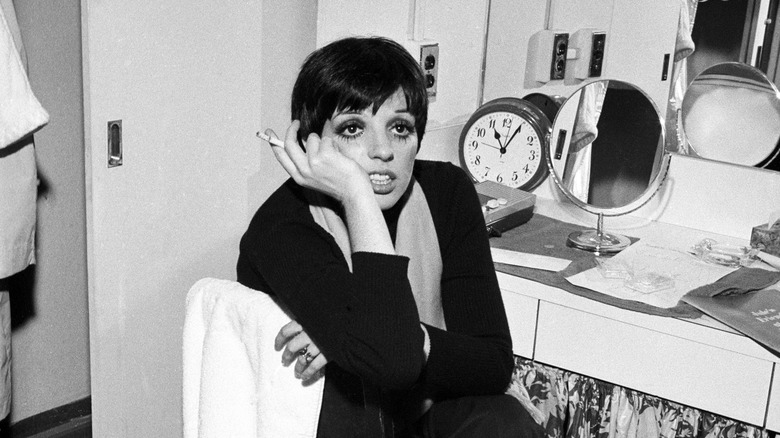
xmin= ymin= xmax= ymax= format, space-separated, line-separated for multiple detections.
xmin=419 ymin=42 xmax=439 ymax=101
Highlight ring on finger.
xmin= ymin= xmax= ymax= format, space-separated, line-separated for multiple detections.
xmin=304 ymin=351 xmax=315 ymax=364
xmin=298 ymin=346 xmax=308 ymax=357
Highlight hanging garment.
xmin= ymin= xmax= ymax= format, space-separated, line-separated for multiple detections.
xmin=0 ymin=0 xmax=49 ymax=422
xmin=0 ymin=0 xmax=49 ymax=279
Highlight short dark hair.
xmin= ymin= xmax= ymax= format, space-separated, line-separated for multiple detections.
xmin=291 ymin=36 xmax=429 ymax=146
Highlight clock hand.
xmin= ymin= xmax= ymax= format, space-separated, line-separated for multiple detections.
xmin=493 ymin=129 xmax=506 ymax=154
xmin=479 ymin=142 xmax=502 ymax=151
xmin=504 ymin=125 xmax=522 ymax=149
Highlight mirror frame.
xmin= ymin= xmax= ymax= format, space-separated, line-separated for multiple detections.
xmin=546 ymin=79 xmax=671 ymax=218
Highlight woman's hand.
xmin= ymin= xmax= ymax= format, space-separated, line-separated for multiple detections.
xmin=275 ymin=320 xmax=328 ymax=382
xmin=268 ymin=121 xmax=373 ymax=205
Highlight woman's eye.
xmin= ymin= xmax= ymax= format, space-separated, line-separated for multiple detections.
xmin=336 ymin=123 xmax=363 ymax=139
xmin=392 ymin=123 xmax=414 ymax=137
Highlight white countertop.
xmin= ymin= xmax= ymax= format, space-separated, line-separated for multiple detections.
xmin=497 ymin=196 xmax=780 ymax=363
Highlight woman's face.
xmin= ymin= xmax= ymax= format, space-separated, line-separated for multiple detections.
xmin=322 ymin=88 xmax=418 ymax=211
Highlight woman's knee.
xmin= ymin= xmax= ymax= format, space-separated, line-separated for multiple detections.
xmin=425 ymin=394 xmax=546 ymax=438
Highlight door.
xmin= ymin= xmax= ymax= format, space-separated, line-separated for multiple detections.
xmin=81 ymin=1 xmax=313 ymax=435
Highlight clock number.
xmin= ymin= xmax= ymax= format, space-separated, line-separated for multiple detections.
xmin=502 ymin=118 xmax=512 ymax=128
xmin=473 ymin=155 xmax=481 ymax=165
xmin=523 ymin=164 xmax=531 ymax=174
xmin=476 ymin=128 xmax=486 ymax=138
xmin=529 ymin=150 xmax=537 ymax=161
xmin=470 ymin=140 xmax=479 ymax=150
xmin=527 ymin=135 xmax=535 ymax=145
xmin=496 ymin=174 xmax=503 ymax=184
xmin=512 ymin=172 xmax=519 ymax=182
xmin=488 ymin=119 xmax=496 ymax=129
xmin=482 ymin=167 xmax=491 ymax=178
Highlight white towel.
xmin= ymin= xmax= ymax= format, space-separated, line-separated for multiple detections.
xmin=183 ymin=278 xmax=325 ymax=438
xmin=0 ymin=2 xmax=49 ymax=150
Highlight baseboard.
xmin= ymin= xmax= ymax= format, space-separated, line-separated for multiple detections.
xmin=9 ymin=397 xmax=91 ymax=438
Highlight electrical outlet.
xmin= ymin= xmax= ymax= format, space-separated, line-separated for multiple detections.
xmin=589 ymin=32 xmax=606 ymax=77
xmin=526 ymin=30 xmax=569 ymax=85
xmin=419 ymin=43 xmax=439 ymax=101
xmin=567 ymin=29 xmax=605 ymax=81
xmin=550 ymin=32 xmax=568 ymax=80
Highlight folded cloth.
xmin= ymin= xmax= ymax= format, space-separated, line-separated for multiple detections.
xmin=183 ymin=278 xmax=324 ymax=438
xmin=0 ymin=3 xmax=49 ymax=150
xmin=683 ymin=267 xmax=780 ymax=298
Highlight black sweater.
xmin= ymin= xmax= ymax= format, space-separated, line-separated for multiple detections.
xmin=237 ymin=160 xmax=513 ymax=436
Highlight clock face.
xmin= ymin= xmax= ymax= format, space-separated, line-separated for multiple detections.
xmin=460 ymin=106 xmax=548 ymax=190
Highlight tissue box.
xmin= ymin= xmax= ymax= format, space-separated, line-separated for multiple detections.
xmin=751 ymin=222 xmax=780 ymax=257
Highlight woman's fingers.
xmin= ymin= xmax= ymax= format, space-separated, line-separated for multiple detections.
xmin=281 ymin=329 xmax=312 ymax=366
xmin=282 ymin=121 xmax=312 ymax=175
xmin=275 ymin=320 xmax=328 ymax=381
xmin=268 ymin=125 xmax=301 ymax=180
xmin=275 ymin=121 xmax=328 ymax=187
xmin=295 ymin=341 xmax=320 ymax=373
xmin=299 ymin=353 xmax=327 ymax=382
xmin=274 ymin=320 xmax=302 ymax=351
xmin=294 ymin=341 xmax=327 ymax=381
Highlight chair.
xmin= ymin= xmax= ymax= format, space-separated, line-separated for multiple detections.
xmin=182 ymin=278 xmax=324 ymax=437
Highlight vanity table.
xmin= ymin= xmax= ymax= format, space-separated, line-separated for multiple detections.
xmin=495 ymin=154 xmax=780 ymax=431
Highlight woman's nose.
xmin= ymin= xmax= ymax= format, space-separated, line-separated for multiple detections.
xmin=369 ymin=132 xmax=394 ymax=161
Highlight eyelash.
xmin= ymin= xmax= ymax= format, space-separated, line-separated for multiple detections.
xmin=334 ymin=121 xmax=415 ymax=142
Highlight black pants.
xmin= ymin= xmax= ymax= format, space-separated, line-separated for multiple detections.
xmin=414 ymin=394 xmax=546 ymax=438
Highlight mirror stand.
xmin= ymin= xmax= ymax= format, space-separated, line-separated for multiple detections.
xmin=566 ymin=213 xmax=631 ymax=255
xmin=566 ymin=212 xmax=631 ymax=255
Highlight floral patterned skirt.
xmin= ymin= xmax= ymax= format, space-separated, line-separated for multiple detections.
xmin=507 ymin=357 xmax=772 ymax=438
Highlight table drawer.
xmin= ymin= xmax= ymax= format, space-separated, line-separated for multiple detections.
xmin=535 ymin=301 xmax=773 ymax=427
xmin=501 ymin=289 xmax=538 ymax=359
xmin=767 ymin=372 xmax=780 ymax=432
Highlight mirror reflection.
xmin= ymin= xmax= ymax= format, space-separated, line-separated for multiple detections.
xmin=549 ymin=80 xmax=665 ymax=210
xmin=680 ymin=62 xmax=780 ymax=170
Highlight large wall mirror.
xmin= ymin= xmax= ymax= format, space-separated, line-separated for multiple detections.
xmin=481 ymin=0 xmax=780 ymax=176
xmin=677 ymin=0 xmax=780 ymax=171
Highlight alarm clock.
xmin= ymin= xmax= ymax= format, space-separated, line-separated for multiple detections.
xmin=459 ymin=97 xmax=553 ymax=191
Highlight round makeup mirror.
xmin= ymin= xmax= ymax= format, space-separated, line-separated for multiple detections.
xmin=547 ymin=80 xmax=670 ymax=254
xmin=680 ymin=62 xmax=780 ymax=169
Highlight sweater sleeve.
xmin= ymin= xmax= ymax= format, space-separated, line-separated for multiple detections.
xmin=237 ymin=185 xmax=425 ymax=391
xmin=417 ymin=165 xmax=514 ymax=398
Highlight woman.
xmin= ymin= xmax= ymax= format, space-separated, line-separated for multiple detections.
xmin=237 ymin=36 xmax=543 ymax=438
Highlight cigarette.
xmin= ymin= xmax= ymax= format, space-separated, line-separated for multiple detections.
xmin=256 ymin=131 xmax=285 ymax=148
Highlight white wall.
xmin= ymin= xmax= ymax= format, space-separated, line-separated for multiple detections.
xmin=484 ymin=0 xmax=679 ymax=121
xmin=12 ymin=0 xmax=90 ymax=423
xmin=81 ymin=1 xmax=316 ymax=435
xmin=316 ymin=0 xmax=490 ymax=165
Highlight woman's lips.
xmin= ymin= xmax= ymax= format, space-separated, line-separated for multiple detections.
xmin=369 ymin=172 xmax=395 ymax=194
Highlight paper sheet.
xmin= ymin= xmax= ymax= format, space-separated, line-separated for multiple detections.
xmin=567 ymin=241 xmax=737 ymax=308
xmin=491 ymin=248 xmax=572 ymax=272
